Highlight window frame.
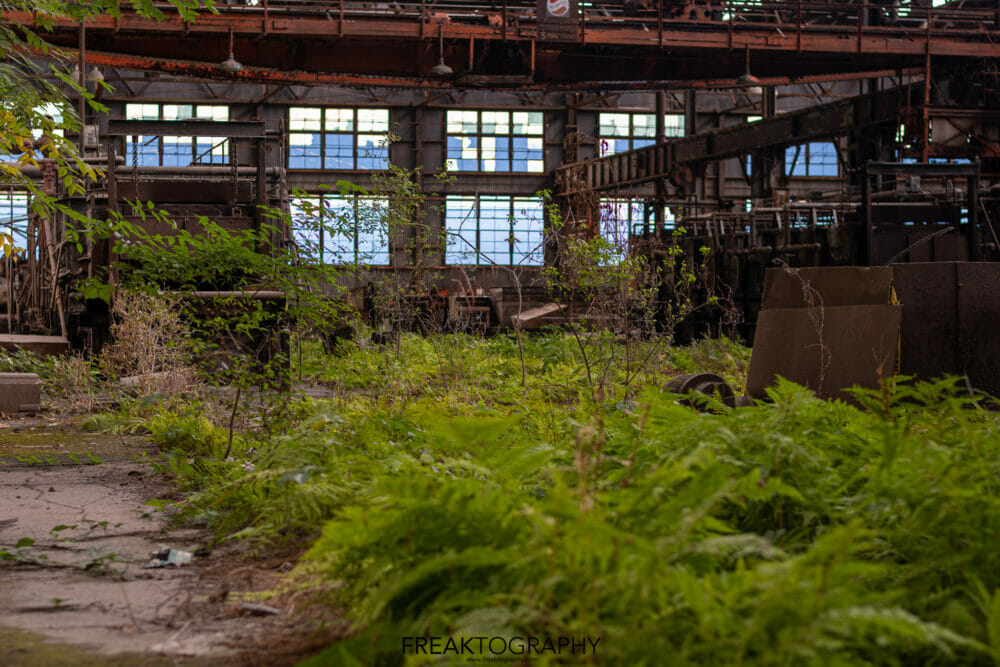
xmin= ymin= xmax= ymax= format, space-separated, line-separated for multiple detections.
xmin=123 ymin=103 xmax=230 ymax=167
xmin=0 ymin=188 xmax=29 ymax=254
xmin=598 ymin=112 xmax=685 ymax=157
xmin=287 ymin=106 xmax=390 ymax=171
xmin=784 ymin=141 xmax=840 ymax=178
xmin=290 ymin=192 xmax=391 ymax=266
xmin=445 ymin=109 xmax=545 ymax=174
xmin=598 ymin=197 xmax=676 ymax=260
xmin=444 ymin=194 xmax=546 ymax=266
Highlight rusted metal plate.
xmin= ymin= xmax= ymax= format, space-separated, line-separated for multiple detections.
xmin=123 ymin=216 xmax=256 ymax=238
xmin=0 ymin=373 xmax=41 ymax=412
xmin=116 ymin=181 xmax=255 ymax=203
xmin=892 ymin=262 xmax=960 ymax=383
xmin=761 ymin=266 xmax=892 ymax=310
xmin=870 ymin=227 xmax=971 ymax=266
xmin=893 ymin=262 xmax=1000 ymax=397
xmin=747 ymin=305 xmax=901 ymax=401
xmin=0 ymin=335 xmax=70 ymax=356
xmin=956 ymin=263 xmax=1000 ymax=397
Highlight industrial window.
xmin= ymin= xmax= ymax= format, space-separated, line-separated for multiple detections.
xmin=1 ymin=104 xmax=66 ymax=162
xmin=124 ymin=104 xmax=229 ymax=167
xmin=598 ymin=112 xmax=684 ymax=157
xmin=0 ymin=190 xmax=28 ymax=253
xmin=288 ymin=107 xmax=390 ymax=170
xmin=598 ymin=198 xmax=676 ymax=260
xmin=444 ymin=195 xmax=545 ymax=265
xmin=445 ymin=111 xmax=544 ymax=173
xmin=290 ymin=194 xmax=390 ymax=265
xmin=785 ymin=142 xmax=839 ymax=177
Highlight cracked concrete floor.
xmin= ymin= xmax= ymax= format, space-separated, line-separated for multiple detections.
xmin=0 ymin=428 xmax=269 ymax=665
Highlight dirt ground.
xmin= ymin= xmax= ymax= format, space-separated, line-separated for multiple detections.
xmin=0 ymin=421 xmax=342 ymax=666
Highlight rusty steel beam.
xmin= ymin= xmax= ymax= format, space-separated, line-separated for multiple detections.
xmin=6 ymin=9 xmax=999 ymax=57
xmin=107 ymin=119 xmax=267 ymax=137
xmin=5 ymin=6 xmax=1000 ymax=85
xmin=36 ymin=48 xmax=919 ymax=92
xmin=72 ymin=49 xmax=454 ymax=89
xmin=558 ymin=86 xmax=906 ymax=194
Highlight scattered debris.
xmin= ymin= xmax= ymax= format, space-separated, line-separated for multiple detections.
xmin=144 ymin=548 xmax=193 ymax=568
xmin=510 ymin=302 xmax=564 ymax=330
xmin=239 ymin=602 xmax=282 ymax=616
xmin=120 ymin=371 xmax=187 ymax=391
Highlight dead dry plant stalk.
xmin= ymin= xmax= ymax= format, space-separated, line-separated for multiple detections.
xmin=45 ymin=354 xmax=100 ymax=413
xmin=774 ymin=263 xmax=830 ymax=396
xmin=99 ymin=290 xmax=196 ymax=395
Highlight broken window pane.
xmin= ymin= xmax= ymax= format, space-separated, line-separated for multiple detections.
xmin=325 ymin=108 xmax=354 ymax=132
xmin=447 ymin=110 xmax=544 ymax=172
xmin=357 ymin=109 xmax=389 ymax=133
xmin=289 ymin=107 xmax=390 ymax=170
xmin=599 ymin=112 xmax=685 ymax=157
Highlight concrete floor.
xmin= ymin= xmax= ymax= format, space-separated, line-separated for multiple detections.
xmin=0 ymin=426 xmax=273 ymax=664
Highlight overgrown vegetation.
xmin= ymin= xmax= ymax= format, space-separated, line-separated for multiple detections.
xmin=40 ymin=328 xmax=993 ymax=666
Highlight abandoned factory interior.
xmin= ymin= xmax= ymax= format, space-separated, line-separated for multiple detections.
xmin=6 ymin=3 xmax=1000 ymax=664
xmin=1 ymin=0 xmax=999 ymax=354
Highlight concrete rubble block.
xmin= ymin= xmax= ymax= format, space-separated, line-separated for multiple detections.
xmin=510 ymin=302 xmax=564 ymax=330
xmin=0 ymin=373 xmax=41 ymax=412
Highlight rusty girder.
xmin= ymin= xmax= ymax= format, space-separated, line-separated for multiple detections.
xmin=5 ymin=3 xmax=1000 ymax=86
xmin=67 ymin=50 xmax=916 ymax=91
xmin=557 ymin=86 xmax=907 ymax=195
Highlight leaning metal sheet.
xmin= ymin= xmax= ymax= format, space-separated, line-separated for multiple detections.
xmin=760 ymin=266 xmax=893 ymax=310
xmin=747 ymin=304 xmax=901 ymax=401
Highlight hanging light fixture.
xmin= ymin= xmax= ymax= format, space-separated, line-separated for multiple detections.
xmin=219 ymin=28 xmax=243 ymax=73
xmin=87 ymin=66 xmax=104 ymax=83
xmin=429 ymin=24 xmax=453 ymax=77
xmin=737 ymin=45 xmax=762 ymax=96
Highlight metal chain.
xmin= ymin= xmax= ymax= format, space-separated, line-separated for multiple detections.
xmin=231 ymin=140 xmax=238 ymax=206
xmin=131 ymin=135 xmax=138 ymax=181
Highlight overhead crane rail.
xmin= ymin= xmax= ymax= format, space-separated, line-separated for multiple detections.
xmin=11 ymin=1 xmax=1000 ymax=52
xmin=152 ymin=0 xmax=998 ymax=34
xmin=6 ymin=1 xmax=1000 ymax=86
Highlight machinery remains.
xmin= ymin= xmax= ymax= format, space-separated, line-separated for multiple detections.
xmin=1 ymin=2 xmax=1000 ymax=406
xmin=0 ymin=118 xmax=285 ymax=356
